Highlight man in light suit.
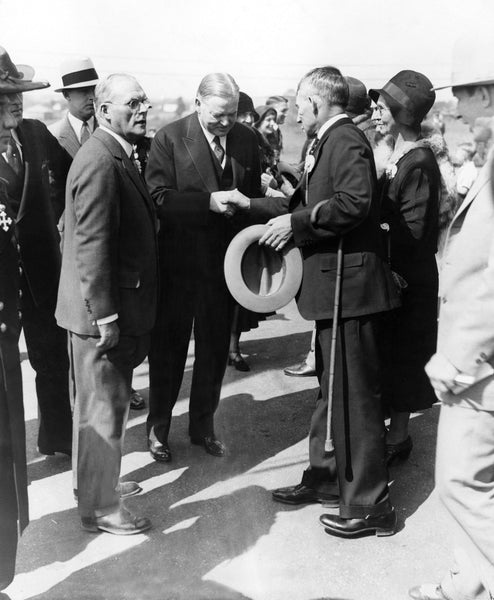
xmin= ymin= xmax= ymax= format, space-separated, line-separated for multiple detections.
xmin=56 ymin=73 xmax=157 ymax=535
xmin=410 ymin=38 xmax=494 ymax=600
xmin=145 ymin=72 xmax=262 ymax=461
xmin=230 ymin=66 xmax=400 ymax=537
xmin=48 ymin=57 xmax=99 ymax=158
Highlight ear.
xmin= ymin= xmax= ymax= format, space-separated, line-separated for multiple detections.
xmin=195 ymin=97 xmax=201 ymax=110
xmin=478 ymin=86 xmax=492 ymax=108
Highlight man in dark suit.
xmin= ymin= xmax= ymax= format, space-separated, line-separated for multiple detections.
xmin=0 ymin=47 xmax=51 ymax=592
xmin=145 ymin=72 xmax=262 ymax=461
xmin=2 ymin=79 xmax=73 ymax=457
xmin=56 ymin=73 xmax=158 ymax=535
xmin=230 ymin=66 xmax=400 ymax=537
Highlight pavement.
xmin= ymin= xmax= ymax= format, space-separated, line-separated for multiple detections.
xmin=4 ymin=301 xmax=452 ymax=600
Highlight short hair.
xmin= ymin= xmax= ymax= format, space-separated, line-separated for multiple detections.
xmin=266 ymin=95 xmax=288 ymax=105
xmin=196 ymin=73 xmax=239 ymax=101
xmin=298 ymin=66 xmax=349 ymax=108
xmin=95 ymin=73 xmax=139 ymax=110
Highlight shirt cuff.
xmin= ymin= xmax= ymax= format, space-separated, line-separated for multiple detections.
xmin=95 ymin=314 xmax=118 ymax=326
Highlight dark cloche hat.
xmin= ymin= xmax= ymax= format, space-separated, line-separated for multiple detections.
xmin=238 ymin=92 xmax=259 ymax=120
xmin=369 ymin=70 xmax=435 ymax=126
xmin=0 ymin=46 xmax=49 ymax=94
xmin=345 ymin=76 xmax=371 ymax=118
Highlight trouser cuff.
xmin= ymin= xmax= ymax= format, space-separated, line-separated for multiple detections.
xmin=339 ymin=499 xmax=392 ymax=519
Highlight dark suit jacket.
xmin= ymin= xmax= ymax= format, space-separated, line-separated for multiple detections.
xmin=0 ymin=119 xmax=71 ymax=308
xmin=250 ymin=117 xmax=400 ymax=321
xmin=146 ymin=112 xmax=262 ymax=281
xmin=55 ymin=128 xmax=158 ymax=336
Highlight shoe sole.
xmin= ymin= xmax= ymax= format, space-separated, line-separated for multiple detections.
xmin=323 ymin=525 xmax=396 ymax=538
xmin=272 ymin=495 xmax=339 ymax=508
xmin=149 ymin=451 xmax=172 ymax=463
xmin=283 ymin=372 xmax=316 ymax=377
xmin=120 ymin=486 xmax=142 ymax=499
xmin=81 ymin=522 xmax=152 ymax=535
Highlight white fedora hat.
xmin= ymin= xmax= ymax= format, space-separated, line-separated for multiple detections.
xmin=434 ymin=34 xmax=494 ymax=90
xmin=224 ymin=224 xmax=303 ymax=313
xmin=55 ymin=56 xmax=99 ymax=92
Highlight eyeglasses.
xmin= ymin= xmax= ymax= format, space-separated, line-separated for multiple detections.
xmin=373 ymin=104 xmax=389 ymax=114
xmin=104 ymin=98 xmax=152 ymax=111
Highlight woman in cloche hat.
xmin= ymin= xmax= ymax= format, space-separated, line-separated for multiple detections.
xmin=369 ymin=70 xmax=441 ymax=466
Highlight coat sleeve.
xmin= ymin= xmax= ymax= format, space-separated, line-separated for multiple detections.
xmin=145 ymin=129 xmax=211 ymax=227
xmin=291 ymin=130 xmax=374 ymax=245
xmin=70 ymin=151 xmax=119 ymax=321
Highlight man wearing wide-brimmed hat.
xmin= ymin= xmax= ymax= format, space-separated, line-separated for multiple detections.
xmin=409 ymin=34 xmax=494 ymax=600
xmin=0 ymin=46 xmax=50 ymax=592
xmin=48 ymin=57 xmax=99 ymax=157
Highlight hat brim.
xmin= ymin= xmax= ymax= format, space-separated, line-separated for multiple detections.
xmin=54 ymin=79 xmax=99 ymax=93
xmin=433 ymin=78 xmax=494 ymax=91
xmin=224 ymin=224 xmax=303 ymax=313
xmin=0 ymin=79 xmax=50 ymax=94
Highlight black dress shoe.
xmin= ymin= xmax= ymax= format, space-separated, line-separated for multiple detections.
xmin=191 ymin=436 xmax=226 ymax=457
xmin=228 ymin=353 xmax=250 ymax=372
xmin=408 ymin=584 xmax=449 ymax=600
xmin=386 ymin=435 xmax=413 ymax=466
xmin=130 ymin=388 xmax=145 ymax=410
xmin=283 ymin=360 xmax=316 ymax=377
xmin=272 ymin=483 xmax=339 ymax=507
xmin=38 ymin=445 xmax=72 ymax=457
xmin=320 ymin=508 xmax=397 ymax=538
xmin=148 ymin=438 xmax=172 ymax=462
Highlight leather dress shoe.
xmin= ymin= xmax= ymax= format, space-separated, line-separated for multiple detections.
xmin=148 ymin=438 xmax=172 ymax=462
xmin=283 ymin=360 xmax=316 ymax=377
xmin=320 ymin=508 xmax=397 ymax=538
xmin=272 ymin=483 xmax=339 ymax=507
xmin=408 ymin=584 xmax=449 ymax=600
xmin=130 ymin=388 xmax=145 ymax=410
xmin=74 ymin=481 xmax=142 ymax=502
xmin=81 ymin=507 xmax=151 ymax=535
xmin=386 ymin=435 xmax=413 ymax=466
xmin=191 ymin=436 xmax=226 ymax=457
xmin=228 ymin=353 xmax=250 ymax=372
xmin=38 ymin=445 xmax=72 ymax=457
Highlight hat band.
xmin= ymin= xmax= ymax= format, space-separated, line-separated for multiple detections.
xmin=61 ymin=68 xmax=98 ymax=87
xmin=383 ymin=81 xmax=414 ymax=112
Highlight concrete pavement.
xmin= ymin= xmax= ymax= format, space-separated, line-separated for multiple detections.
xmin=4 ymin=301 xmax=452 ymax=600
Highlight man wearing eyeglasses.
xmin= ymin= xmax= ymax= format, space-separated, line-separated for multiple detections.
xmin=145 ymin=72 xmax=262 ymax=461
xmin=56 ymin=73 xmax=158 ymax=535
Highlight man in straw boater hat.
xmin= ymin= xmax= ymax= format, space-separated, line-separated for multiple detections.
xmin=48 ymin=56 xmax=99 ymax=158
xmin=0 ymin=63 xmax=74 ymax=459
xmin=227 ymin=66 xmax=401 ymax=537
xmin=409 ymin=33 xmax=494 ymax=600
xmin=0 ymin=46 xmax=50 ymax=591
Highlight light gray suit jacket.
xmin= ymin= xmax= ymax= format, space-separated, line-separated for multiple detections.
xmin=48 ymin=113 xmax=92 ymax=158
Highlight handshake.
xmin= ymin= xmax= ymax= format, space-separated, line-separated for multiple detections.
xmin=209 ymin=189 xmax=250 ymax=218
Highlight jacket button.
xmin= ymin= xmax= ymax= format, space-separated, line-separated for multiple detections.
xmin=441 ymin=297 xmax=447 ymax=304
xmin=19 ymin=266 xmax=23 ymax=276
xmin=18 ymin=289 xmax=22 ymax=298
xmin=16 ymin=244 xmax=20 ymax=252
xmin=18 ymin=311 xmax=22 ymax=320
xmin=0 ymin=323 xmax=7 ymax=333
xmin=0 ymin=301 xmax=3 ymax=311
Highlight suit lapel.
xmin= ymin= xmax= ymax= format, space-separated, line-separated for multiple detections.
xmin=225 ymin=126 xmax=244 ymax=187
xmin=308 ymin=117 xmax=352 ymax=180
xmin=59 ymin=115 xmax=81 ymax=157
xmin=452 ymin=158 xmax=490 ymax=223
xmin=183 ymin=114 xmax=219 ymax=193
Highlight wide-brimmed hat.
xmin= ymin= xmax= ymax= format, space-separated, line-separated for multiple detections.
xmin=369 ymin=70 xmax=435 ymax=127
xmin=433 ymin=35 xmax=494 ymax=90
xmin=0 ymin=47 xmax=49 ymax=94
xmin=345 ymin=76 xmax=371 ymax=118
xmin=224 ymin=224 xmax=303 ymax=313
xmin=55 ymin=57 xmax=99 ymax=92
xmin=238 ymin=92 xmax=259 ymax=120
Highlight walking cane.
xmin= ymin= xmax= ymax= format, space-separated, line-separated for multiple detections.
xmin=324 ymin=237 xmax=344 ymax=453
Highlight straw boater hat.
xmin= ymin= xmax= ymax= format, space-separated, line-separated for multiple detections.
xmin=0 ymin=46 xmax=49 ymax=93
xmin=224 ymin=224 xmax=303 ymax=313
xmin=54 ymin=57 xmax=99 ymax=92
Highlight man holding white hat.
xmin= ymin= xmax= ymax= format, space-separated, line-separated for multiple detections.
xmin=49 ymin=57 xmax=99 ymax=157
xmin=409 ymin=34 xmax=494 ymax=600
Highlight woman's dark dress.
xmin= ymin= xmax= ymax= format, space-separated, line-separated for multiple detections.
xmin=380 ymin=145 xmax=440 ymax=412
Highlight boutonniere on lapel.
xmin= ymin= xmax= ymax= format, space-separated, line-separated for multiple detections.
xmin=385 ymin=163 xmax=398 ymax=179
xmin=305 ymin=154 xmax=315 ymax=173
xmin=132 ymin=148 xmax=142 ymax=174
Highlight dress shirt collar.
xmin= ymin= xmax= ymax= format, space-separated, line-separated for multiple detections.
xmin=67 ymin=112 xmax=95 ymax=143
xmin=1 ymin=129 xmax=23 ymax=163
xmin=98 ymin=125 xmax=134 ymax=158
xmin=198 ymin=117 xmax=227 ymax=150
xmin=316 ymin=112 xmax=348 ymax=140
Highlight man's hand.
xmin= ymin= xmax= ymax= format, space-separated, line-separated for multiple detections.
xmin=210 ymin=191 xmax=235 ymax=216
xmin=425 ymin=353 xmax=460 ymax=394
xmin=227 ymin=189 xmax=251 ymax=211
xmin=96 ymin=321 xmax=120 ymax=350
xmin=259 ymin=213 xmax=293 ymax=251
xmin=261 ymin=172 xmax=278 ymax=191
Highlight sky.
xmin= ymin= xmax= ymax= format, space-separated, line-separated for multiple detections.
xmin=1 ymin=0 xmax=493 ymax=103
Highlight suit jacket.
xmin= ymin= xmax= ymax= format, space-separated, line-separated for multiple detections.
xmin=55 ymin=128 xmax=158 ymax=336
xmin=250 ymin=117 xmax=400 ymax=321
xmin=437 ymin=147 xmax=494 ymax=408
xmin=0 ymin=119 xmax=71 ymax=307
xmin=48 ymin=113 xmax=97 ymax=158
xmin=146 ymin=113 xmax=262 ymax=282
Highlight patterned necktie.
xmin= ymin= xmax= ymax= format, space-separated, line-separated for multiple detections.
xmin=6 ymin=137 xmax=23 ymax=177
xmin=80 ymin=121 xmax=91 ymax=145
xmin=212 ymin=135 xmax=225 ymax=166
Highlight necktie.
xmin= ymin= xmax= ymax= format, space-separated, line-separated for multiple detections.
xmin=212 ymin=136 xmax=225 ymax=166
xmin=6 ymin=137 xmax=23 ymax=177
xmin=80 ymin=121 xmax=91 ymax=145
